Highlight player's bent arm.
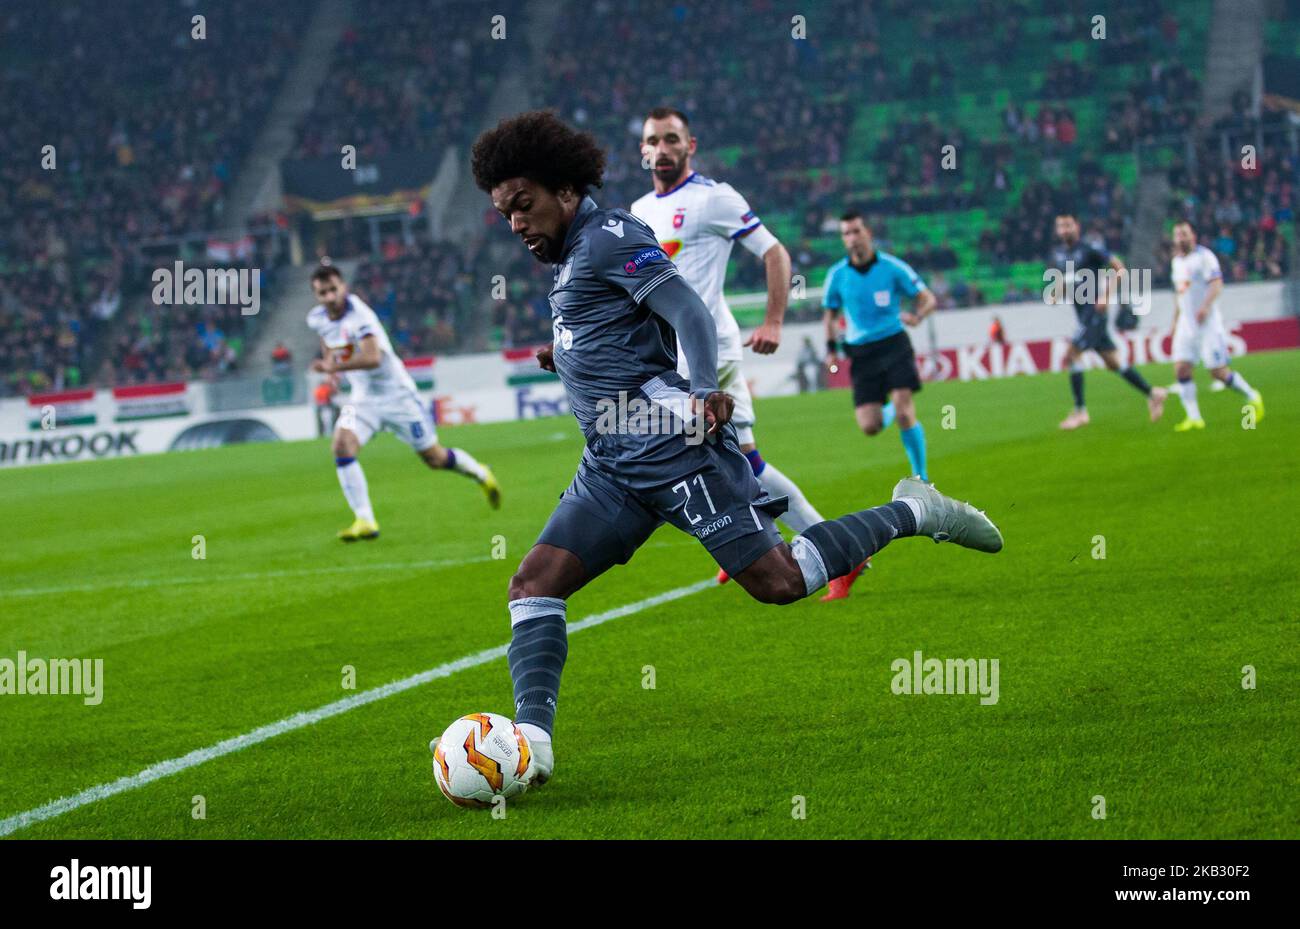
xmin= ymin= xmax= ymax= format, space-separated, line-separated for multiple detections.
xmin=642 ymin=275 xmax=720 ymax=398
xmin=745 ymin=243 xmax=792 ymax=354
xmin=761 ymin=242 xmax=792 ymax=325
xmin=310 ymin=337 xmax=332 ymax=372
xmin=333 ymin=334 xmax=382 ymax=372
xmin=1197 ymin=278 xmax=1223 ymax=323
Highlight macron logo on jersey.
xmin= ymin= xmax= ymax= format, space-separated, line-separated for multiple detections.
xmin=624 ymin=247 xmax=667 ymax=275
xmin=602 ymin=219 xmax=625 ymax=238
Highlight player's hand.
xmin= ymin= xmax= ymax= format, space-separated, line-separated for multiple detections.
xmin=693 ymin=391 xmax=734 ymax=436
xmin=537 ymin=342 xmax=556 ymax=372
xmin=1195 ymin=307 xmax=1209 ymax=325
xmin=900 ymin=311 xmax=920 ymax=327
xmin=745 ymin=322 xmax=782 ymax=355
xmin=311 ymin=358 xmax=336 ymax=374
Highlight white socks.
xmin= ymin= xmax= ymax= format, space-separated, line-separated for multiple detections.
xmin=790 ymin=535 xmax=828 ymax=595
xmin=898 ymin=496 xmax=924 ymax=526
xmin=336 ymin=459 xmax=374 ymax=522
xmin=448 ymin=447 xmax=488 ymax=482
xmin=1175 ymin=379 xmax=1202 ymax=420
xmin=758 ymin=462 xmax=824 ymax=533
xmin=519 ymin=723 xmax=551 ymax=745
xmin=1223 ymin=371 xmax=1259 ymax=401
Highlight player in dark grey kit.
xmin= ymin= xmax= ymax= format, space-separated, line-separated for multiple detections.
xmin=1048 ymin=213 xmax=1166 ymax=430
xmin=453 ymin=111 xmax=1004 ymax=792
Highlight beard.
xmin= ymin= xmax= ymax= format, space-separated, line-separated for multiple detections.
xmin=527 ymin=234 xmax=561 ymax=264
xmin=652 ymin=155 xmax=687 ymax=186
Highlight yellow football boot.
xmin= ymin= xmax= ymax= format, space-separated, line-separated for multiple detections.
xmin=338 ymin=518 xmax=380 ymax=541
xmin=480 ymin=467 xmax=502 ymax=509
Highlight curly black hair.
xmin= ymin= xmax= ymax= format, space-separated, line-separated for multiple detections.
xmin=471 ymin=110 xmax=606 ymax=197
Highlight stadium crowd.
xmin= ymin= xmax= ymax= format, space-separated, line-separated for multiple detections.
xmin=290 ymin=0 xmax=521 ymax=162
xmin=0 ymin=0 xmax=309 ymax=396
xmin=3 ymin=0 xmax=1295 ymax=396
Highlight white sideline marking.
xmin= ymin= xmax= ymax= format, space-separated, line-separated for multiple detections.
xmin=1 ymin=556 xmax=497 ymax=598
xmin=0 ymin=577 xmax=716 ymax=837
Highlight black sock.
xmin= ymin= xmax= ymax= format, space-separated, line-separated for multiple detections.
xmin=1118 ymin=366 xmax=1152 ymax=395
xmin=506 ymin=603 xmax=568 ymax=736
xmin=799 ymin=501 xmax=916 ymax=581
xmin=1070 ymin=369 xmax=1085 ymax=408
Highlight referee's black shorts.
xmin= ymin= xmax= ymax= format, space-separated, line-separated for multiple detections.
xmin=845 ymin=331 xmax=922 ymax=406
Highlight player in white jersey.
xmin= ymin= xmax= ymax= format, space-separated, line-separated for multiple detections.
xmin=1166 ymin=221 xmax=1263 ymax=431
xmin=306 ymin=265 xmax=500 ymax=540
xmin=631 ymin=107 xmax=862 ymax=601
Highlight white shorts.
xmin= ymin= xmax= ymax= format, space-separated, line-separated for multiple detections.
xmin=1172 ymin=322 xmax=1230 ymax=369
xmin=718 ymin=360 xmax=756 ymax=446
xmin=338 ymin=392 xmax=438 ymax=452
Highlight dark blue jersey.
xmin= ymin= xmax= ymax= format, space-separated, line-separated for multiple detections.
xmin=549 ymin=196 xmax=688 ymax=438
xmin=1049 ymin=239 xmax=1111 ymax=323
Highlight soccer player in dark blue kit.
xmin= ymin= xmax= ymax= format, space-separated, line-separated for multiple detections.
xmin=459 ymin=111 xmax=1004 ymax=790
xmin=1048 ymin=213 xmax=1167 ymax=430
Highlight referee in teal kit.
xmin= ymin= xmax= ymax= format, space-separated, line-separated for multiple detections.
xmin=823 ymin=211 xmax=935 ymax=481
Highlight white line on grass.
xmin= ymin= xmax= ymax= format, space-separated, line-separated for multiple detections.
xmin=1 ymin=556 xmax=498 ymax=598
xmin=0 ymin=577 xmax=717 ymax=837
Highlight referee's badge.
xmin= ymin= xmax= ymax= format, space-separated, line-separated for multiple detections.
xmin=874 ymin=290 xmax=891 ymax=307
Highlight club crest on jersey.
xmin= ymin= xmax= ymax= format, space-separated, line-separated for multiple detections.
xmin=555 ymin=255 xmax=575 ymax=287
xmin=623 ymin=247 xmax=667 ymax=275
xmin=672 ymin=210 xmax=686 ymax=229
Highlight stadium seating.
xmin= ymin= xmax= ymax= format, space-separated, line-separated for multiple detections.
xmin=0 ymin=0 xmax=310 ymax=396
xmin=3 ymin=0 xmax=1294 ymax=392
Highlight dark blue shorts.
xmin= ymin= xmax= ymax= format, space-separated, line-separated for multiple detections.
xmin=536 ymin=428 xmax=787 ymax=580
xmin=1071 ymin=308 xmax=1117 ymax=353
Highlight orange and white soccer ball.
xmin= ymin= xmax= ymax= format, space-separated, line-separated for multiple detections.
xmin=431 ymin=712 xmax=535 ymax=808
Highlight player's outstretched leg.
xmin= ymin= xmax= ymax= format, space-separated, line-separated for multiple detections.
xmin=420 ymin=444 xmax=502 ymax=508
xmin=1115 ymin=365 xmax=1166 ymax=421
xmin=501 ymin=544 xmax=593 ymax=789
xmin=1215 ymin=367 xmax=1263 ymax=422
xmin=333 ymin=428 xmax=379 ymax=541
xmin=717 ymin=446 xmax=827 ymax=587
xmin=1060 ymin=363 xmax=1089 ymax=430
xmin=733 ymin=478 xmax=1002 ymax=605
xmin=1171 ymin=361 xmax=1205 ymax=431
xmin=335 ymin=455 xmax=380 ymax=541
xmin=744 ymin=448 xmax=875 ymax=601
xmin=1102 ymin=349 xmax=1167 ymax=421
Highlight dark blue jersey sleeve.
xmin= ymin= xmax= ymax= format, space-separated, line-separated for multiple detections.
xmin=586 ymin=211 xmax=680 ymax=305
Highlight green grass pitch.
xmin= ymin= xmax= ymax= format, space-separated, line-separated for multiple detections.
xmin=2 ymin=351 xmax=1297 ymax=839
